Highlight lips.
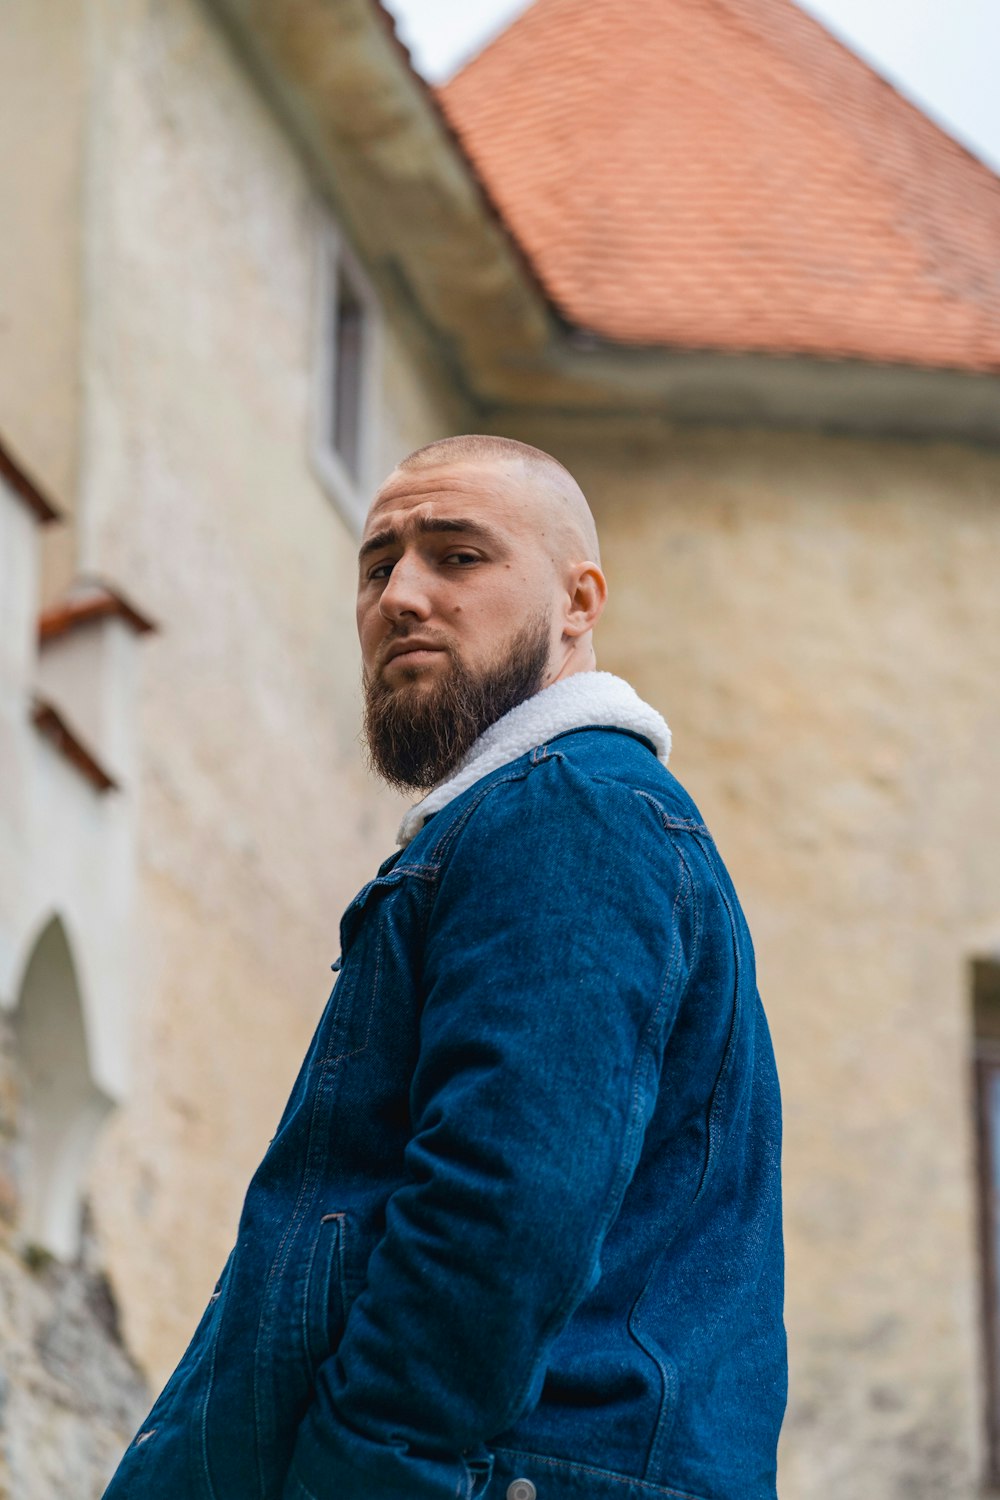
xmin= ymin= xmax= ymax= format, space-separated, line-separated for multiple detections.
xmin=383 ymin=639 xmax=448 ymax=667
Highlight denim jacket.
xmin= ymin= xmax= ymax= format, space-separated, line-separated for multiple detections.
xmin=104 ymin=725 xmax=786 ymax=1500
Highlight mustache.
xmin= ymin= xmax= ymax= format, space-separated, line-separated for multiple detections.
xmin=374 ymin=628 xmax=455 ymax=672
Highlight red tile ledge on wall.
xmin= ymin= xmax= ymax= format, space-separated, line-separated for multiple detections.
xmin=0 ymin=434 xmax=63 ymax=525
xmin=38 ymin=581 xmax=158 ymax=645
xmin=29 ymin=696 xmax=119 ymax=794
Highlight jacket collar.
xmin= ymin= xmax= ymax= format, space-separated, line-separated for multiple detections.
xmin=397 ymin=671 xmax=671 ymax=847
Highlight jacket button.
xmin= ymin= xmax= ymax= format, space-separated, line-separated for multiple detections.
xmin=507 ymin=1483 xmax=536 ymax=1500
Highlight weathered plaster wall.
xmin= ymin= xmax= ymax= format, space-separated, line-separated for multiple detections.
xmin=0 ymin=0 xmax=88 ymax=598
xmin=500 ymin=414 xmax=1000 ymax=1498
xmin=76 ymin=0 xmax=471 ymax=1404
xmin=9 ymin=5 xmax=999 ymax=1499
xmin=0 ymin=480 xmax=150 ymax=1498
xmin=0 ymin=1015 xmax=148 ymax=1499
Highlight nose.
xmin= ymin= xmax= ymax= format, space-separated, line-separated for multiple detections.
xmin=377 ymin=553 xmax=432 ymax=625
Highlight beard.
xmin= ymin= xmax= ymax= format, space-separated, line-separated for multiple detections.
xmin=362 ymin=612 xmax=551 ymax=793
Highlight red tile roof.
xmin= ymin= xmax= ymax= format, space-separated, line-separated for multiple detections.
xmin=439 ymin=0 xmax=1000 ymax=370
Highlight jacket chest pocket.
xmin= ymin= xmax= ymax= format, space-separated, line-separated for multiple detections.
xmin=322 ymin=869 xmax=430 ymax=1063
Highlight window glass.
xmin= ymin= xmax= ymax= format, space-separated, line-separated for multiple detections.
xmin=312 ymin=228 xmax=379 ymax=531
xmin=333 ymin=267 xmax=363 ymax=483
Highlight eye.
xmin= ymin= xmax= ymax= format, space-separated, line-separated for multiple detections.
xmin=367 ymin=560 xmax=395 ymax=581
xmin=444 ymin=551 xmax=481 ymax=567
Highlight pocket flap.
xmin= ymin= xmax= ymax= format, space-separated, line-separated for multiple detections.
xmin=338 ymin=869 xmax=412 ymax=959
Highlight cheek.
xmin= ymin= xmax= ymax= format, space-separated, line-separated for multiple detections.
xmin=357 ymin=602 xmax=384 ymax=661
xmin=451 ymin=577 xmax=547 ymax=650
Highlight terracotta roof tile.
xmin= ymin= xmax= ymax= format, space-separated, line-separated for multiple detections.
xmin=439 ymin=0 xmax=1000 ymax=370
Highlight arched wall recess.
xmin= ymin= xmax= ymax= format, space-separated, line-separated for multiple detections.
xmin=11 ymin=915 xmax=113 ymax=1261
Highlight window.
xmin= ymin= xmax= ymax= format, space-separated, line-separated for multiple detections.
xmin=313 ymin=225 xmax=380 ymax=531
xmin=973 ymin=956 xmax=1000 ymax=1487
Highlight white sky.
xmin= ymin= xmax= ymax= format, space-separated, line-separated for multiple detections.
xmin=382 ymin=0 xmax=1000 ymax=174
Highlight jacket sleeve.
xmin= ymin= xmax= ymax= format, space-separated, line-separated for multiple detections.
xmin=283 ymin=753 xmax=695 ymax=1500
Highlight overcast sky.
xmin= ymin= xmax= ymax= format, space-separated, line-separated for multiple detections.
xmin=382 ymin=0 xmax=1000 ymax=174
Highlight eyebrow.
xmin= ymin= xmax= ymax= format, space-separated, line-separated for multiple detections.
xmin=358 ymin=515 xmax=506 ymax=563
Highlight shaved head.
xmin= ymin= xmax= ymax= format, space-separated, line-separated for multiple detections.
xmin=357 ymin=434 xmax=608 ymax=787
xmin=383 ymin=434 xmax=601 ymax=566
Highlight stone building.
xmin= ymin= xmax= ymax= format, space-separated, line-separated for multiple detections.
xmin=0 ymin=0 xmax=998 ymax=1496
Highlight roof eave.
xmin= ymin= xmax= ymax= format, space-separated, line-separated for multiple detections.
xmin=201 ymin=0 xmax=554 ymax=399
xmin=201 ymin=0 xmax=1000 ymax=445
xmin=498 ymin=339 xmax=1000 ymax=444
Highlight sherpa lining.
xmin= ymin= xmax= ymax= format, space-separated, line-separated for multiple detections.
xmin=397 ymin=670 xmax=671 ymax=847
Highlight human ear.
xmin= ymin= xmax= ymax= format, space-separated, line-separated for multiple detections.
xmin=562 ymin=562 xmax=607 ymax=639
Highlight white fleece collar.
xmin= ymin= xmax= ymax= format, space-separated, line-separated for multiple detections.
xmin=397 ymin=671 xmax=671 ymax=847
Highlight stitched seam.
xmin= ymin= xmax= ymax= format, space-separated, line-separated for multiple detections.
xmin=612 ymin=784 xmax=707 ymax=840
xmin=252 ymin=934 xmax=371 ymax=1478
xmin=606 ymin=796 xmax=706 ymax=1478
xmin=345 ymin=869 xmax=436 ymax=911
xmin=254 ymin=1180 xmax=314 ymax=1478
xmin=327 ymin=939 xmax=381 ymax=1064
xmin=336 ymin=867 xmax=434 ymax=970
xmin=428 ymin=764 xmax=542 ymax=862
xmin=299 ymin=1228 xmax=324 ymax=1369
xmin=427 ymin=757 xmax=560 ymax=865
xmin=488 ymin=820 xmax=688 ymax=1438
xmin=689 ymin=832 xmax=743 ymax=1197
xmin=193 ymin=1283 xmax=227 ymax=1500
xmin=428 ymin=777 xmax=519 ymax=864
xmin=661 ymin=816 xmax=709 ymax=833
xmin=458 ymin=770 xmax=690 ymax=1439
xmin=626 ymin=830 xmax=747 ymax=1469
xmin=492 ymin=1448 xmax=710 ymax=1500
xmin=675 ymin=834 xmax=754 ymax=1360
xmin=666 ymin=825 xmax=704 ymax=992
xmin=625 ymin=816 xmax=698 ymax=1477
xmin=302 ymin=1215 xmax=346 ymax=1368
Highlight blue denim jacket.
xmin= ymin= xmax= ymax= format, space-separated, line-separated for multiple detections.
xmin=104 ymin=726 xmax=786 ymax=1500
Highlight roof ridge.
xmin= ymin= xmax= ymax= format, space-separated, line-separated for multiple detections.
xmin=707 ymin=0 xmax=1000 ymax=185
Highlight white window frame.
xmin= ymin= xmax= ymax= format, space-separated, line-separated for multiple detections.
xmin=311 ymin=221 xmax=381 ymax=534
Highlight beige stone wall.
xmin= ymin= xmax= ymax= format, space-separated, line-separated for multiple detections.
xmin=0 ymin=0 xmax=89 ymax=596
xmin=8 ymin=4 xmax=1000 ymax=1498
xmin=75 ymin=0 xmax=471 ymax=1398
xmin=498 ymin=413 xmax=1000 ymax=1497
xmin=0 ymin=1013 xmax=148 ymax=1499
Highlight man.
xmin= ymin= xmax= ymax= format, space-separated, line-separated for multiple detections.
xmin=104 ymin=435 xmax=786 ymax=1500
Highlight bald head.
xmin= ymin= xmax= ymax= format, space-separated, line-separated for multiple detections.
xmin=358 ymin=434 xmax=608 ymax=721
xmin=380 ymin=434 xmax=601 ymax=567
